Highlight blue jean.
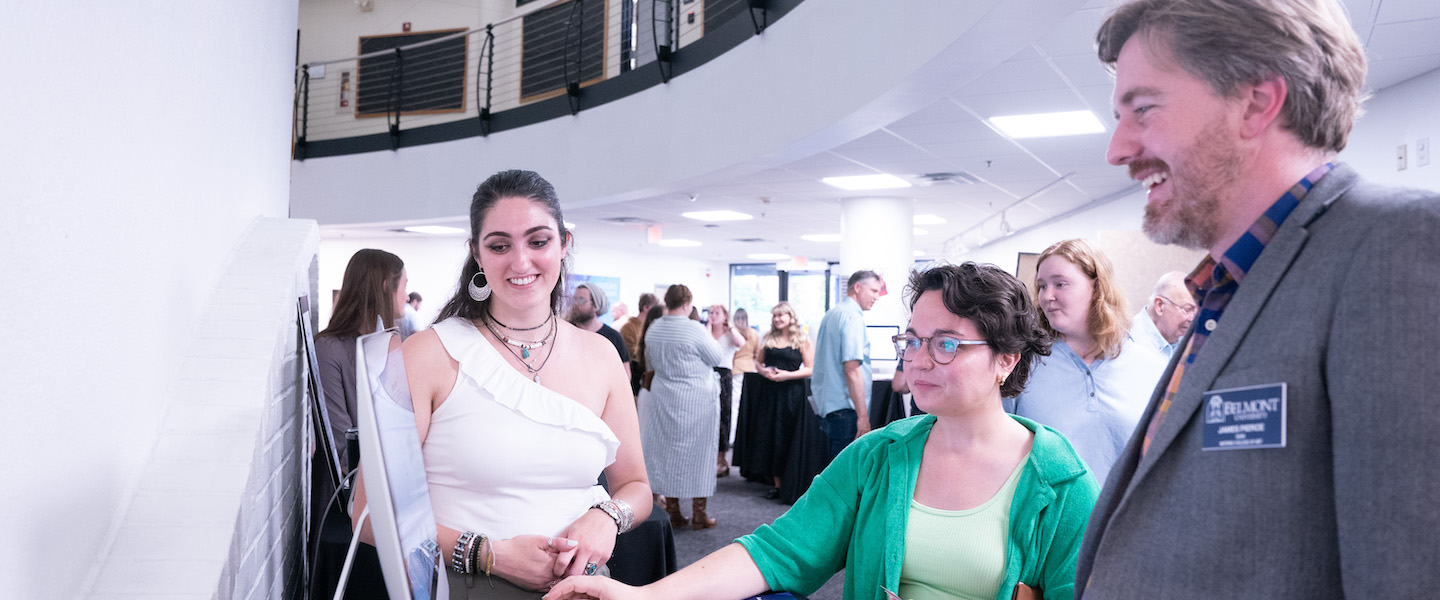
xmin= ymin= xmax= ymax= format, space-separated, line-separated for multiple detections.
xmin=820 ymin=408 xmax=857 ymax=462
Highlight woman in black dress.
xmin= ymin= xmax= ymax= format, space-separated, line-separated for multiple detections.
xmin=732 ymin=302 xmax=826 ymax=502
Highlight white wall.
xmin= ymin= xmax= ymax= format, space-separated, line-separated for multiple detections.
xmin=955 ymin=193 xmax=1148 ymax=270
xmin=0 ymin=1 xmax=298 ymax=598
xmin=318 ymin=233 xmax=729 ymax=330
xmin=1340 ymin=67 xmax=1440 ymax=190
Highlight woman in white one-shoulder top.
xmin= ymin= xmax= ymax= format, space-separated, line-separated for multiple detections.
xmin=353 ymin=170 xmax=652 ymax=598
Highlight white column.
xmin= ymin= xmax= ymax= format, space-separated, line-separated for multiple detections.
xmin=839 ymin=196 xmax=913 ymax=331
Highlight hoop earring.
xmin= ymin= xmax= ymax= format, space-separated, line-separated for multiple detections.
xmin=468 ymin=269 xmax=492 ymax=302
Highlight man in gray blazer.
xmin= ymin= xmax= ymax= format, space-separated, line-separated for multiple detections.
xmin=1077 ymin=0 xmax=1440 ymax=596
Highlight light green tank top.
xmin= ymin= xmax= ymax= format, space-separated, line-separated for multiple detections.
xmin=896 ymin=456 xmax=1026 ymax=600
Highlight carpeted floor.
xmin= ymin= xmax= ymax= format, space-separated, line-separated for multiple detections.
xmin=661 ymin=456 xmax=844 ymax=600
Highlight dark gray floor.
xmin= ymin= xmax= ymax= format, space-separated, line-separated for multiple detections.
xmin=663 ymin=458 xmax=844 ymax=600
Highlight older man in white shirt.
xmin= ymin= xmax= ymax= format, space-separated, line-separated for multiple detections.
xmin=1130 ymin=271 xmax=1195 ymax=357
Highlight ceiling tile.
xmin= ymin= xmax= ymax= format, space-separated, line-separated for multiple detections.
xmin=958 ymin=58 xmax=1071 ymax=97
xmin=1048 ymin=54 xmax=1115 ymax=88
xmin=830 ymin=129 xmax=912 ymax=152
xmin=1374 ymin=0 xmax=1440 ymax=24
xmin=925 ymin=139 xmax=1031 ymax=162
xmin=1032 ymin=8 xmax=1108 ymax=57
xmin=830 ymin=144 xmax=940 ymax=169
xmin=885 ymin=119 xmax=997 ymax=145
xmin=1366 ymin=55 xmax=1440 ymax=90
xmin=1363 ymin=19 xmax=1440 ymax=60
xmin=956 ymin=93 xmax=1093 ymax=120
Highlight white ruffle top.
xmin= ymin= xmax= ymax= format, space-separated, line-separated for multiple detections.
xmin=423 ymin=318 xmax=619 ymax=540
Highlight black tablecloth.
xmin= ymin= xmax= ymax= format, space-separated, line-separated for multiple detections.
xmin=869 ymin=379 xmax=908 ymax=430
xmin=608 ymin=505 xmax=678 ymax=586
xmin=732 ymin=372 xmax=828 ymax=504
xmin=312 ymin=493 xmax=677 ymax=597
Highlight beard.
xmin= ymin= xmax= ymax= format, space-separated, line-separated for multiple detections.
xmin=566 ymin=306 xmax=596 ymax=325
xmin=1140 ymin=120 xmax=1244 ymax=251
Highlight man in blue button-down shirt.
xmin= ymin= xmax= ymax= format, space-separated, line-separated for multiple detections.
xmin=812 ymin=270 xmax=883 ymax=461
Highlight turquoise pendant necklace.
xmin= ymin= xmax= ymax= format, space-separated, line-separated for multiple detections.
xmin=479 ymin=312 xmax=558 ymax=382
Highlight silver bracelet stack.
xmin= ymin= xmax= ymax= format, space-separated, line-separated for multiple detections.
xmin=591 ymin=499 xmax=637 ymax=534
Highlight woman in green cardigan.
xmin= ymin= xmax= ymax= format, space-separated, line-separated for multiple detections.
xmin=546 ymin=262 xmax=1100 ymax=600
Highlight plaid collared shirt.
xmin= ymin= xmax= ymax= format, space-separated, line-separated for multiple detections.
xmin=1140 ymin=162 xmax=1334 ymax=455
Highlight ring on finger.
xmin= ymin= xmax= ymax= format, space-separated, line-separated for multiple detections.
xmin=583 ymin=562 xmax=598 ymax=576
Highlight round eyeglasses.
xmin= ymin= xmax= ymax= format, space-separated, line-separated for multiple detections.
xmin=892 ymin=334 xmax=988 ymax=365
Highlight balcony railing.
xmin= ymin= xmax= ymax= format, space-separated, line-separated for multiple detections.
xmin=293 ymin=0 xmax=796 ymax=159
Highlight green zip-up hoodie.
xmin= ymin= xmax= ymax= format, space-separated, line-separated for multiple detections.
xmin=737 ymin=414 xmax=1098 ymax=600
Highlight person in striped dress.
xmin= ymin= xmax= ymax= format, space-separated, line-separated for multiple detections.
xmin=638 ymin=284 xmax=727 ymax=530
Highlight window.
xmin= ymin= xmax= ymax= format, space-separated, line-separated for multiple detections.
xmin=356 ymin=29 xmax=468 ymax=116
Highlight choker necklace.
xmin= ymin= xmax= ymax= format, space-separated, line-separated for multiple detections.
xmin=480 ymin=315 xmax=558 ymax=382
xmin=488 ymin=311 xmax=552 ymax=332
xmin=493 ymin=330 xmax=548 ymax=359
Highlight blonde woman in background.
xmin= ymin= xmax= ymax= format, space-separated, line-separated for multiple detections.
xmin=1007 ymin=238 xmax=1167 ymax=485
xmin=708 ymin=305 xmax=745 ymax=477
xmin=733 ymin=302 xmax=827 ymax=503
xmin=728 ymin=309 xmax=759 ymax=449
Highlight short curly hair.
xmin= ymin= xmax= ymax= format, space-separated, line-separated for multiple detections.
xmin=907 ymin=262 xmax=1052 ymax=398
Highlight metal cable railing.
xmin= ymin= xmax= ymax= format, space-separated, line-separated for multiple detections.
xmin=293 ymin=0 xmax=780 ymax=158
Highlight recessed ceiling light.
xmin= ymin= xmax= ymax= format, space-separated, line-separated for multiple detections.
xmin=682 ymin=210 xmax=753 ymax=222
xmin=656 ymin=239 xmax=702 ymax=247
xmin=914 ymin=250 xmax=926 ymax=257
xmin=914 ymin=228 xmax=929 ymax=236
xmin=987 ymin=110 xmax=1106 ymax=139
xmin=564 ymin=221 xmax=576 ymax=229
xmin=748 ymin=253 xmax=791 ymax=260
xmin=821 ymin=174 xmax=912 ymax=190
xmin=913 ymin=214 xmax=947 ymax=225
xmin=403 ymin=225 xmax=466 ymax=235
xmin=801 ymin=233 xmax=843 ymax=242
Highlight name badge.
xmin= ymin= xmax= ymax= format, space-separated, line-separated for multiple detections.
xmin=1201 ymin=382 xmax=1286 ymax=451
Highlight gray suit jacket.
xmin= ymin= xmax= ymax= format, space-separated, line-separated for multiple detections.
xmin=1076 ymin=164 xmax=1440 ymax=598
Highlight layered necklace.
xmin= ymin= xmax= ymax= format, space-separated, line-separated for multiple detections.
xmin=480 ymin=310 xmax=557 ymax=382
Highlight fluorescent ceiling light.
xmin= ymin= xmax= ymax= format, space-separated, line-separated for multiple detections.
xmin=657 ymin=239 xmax=701 ymax=247
xmin=913 ymin=214 xmax=947 ymax=225
xmin=821 ymin=174 xmax=912 ymax=190
xmin=914 ymin=250 xmax=926 ymax=257
xmin=564 ymin=221 xmax=576 ymax=229
xmin=801 ymin=233 xmax=843 ymax=242
xmin=403 ymin=225 xmax=465 ymax=235
xmin=748 ymin=253 xmax=791 ymax=260
xmin=682 ymin=210 xmax=752 ymax=222
xmin=914 ymin=228 xmax=929 ymax=236
xmin=988 ymin=110 xmax=1106 ymax=139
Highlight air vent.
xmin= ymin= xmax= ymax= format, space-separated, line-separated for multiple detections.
xmin=918 ymin=171 xmax=979 ymax=185
xmin=599 ymin=216 xmax=656 ymax=227
xmin=730 ymin=238 xmax=769 ymax=243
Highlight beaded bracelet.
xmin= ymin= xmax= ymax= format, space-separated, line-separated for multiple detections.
xmin=467 ymin=532 xmax=484 ymax=576
xmin=482 ymin=534 xmax=496 ymax=588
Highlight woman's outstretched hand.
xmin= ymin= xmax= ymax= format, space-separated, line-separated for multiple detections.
xmin=543 ymin=574 xmax=645 ymax=600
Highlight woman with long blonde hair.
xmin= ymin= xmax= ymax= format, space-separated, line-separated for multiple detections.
xmin=730 ymin=302 xmax=827 ymax=502
xmin=1008 ymin=238 xmax=1167 ymax=485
